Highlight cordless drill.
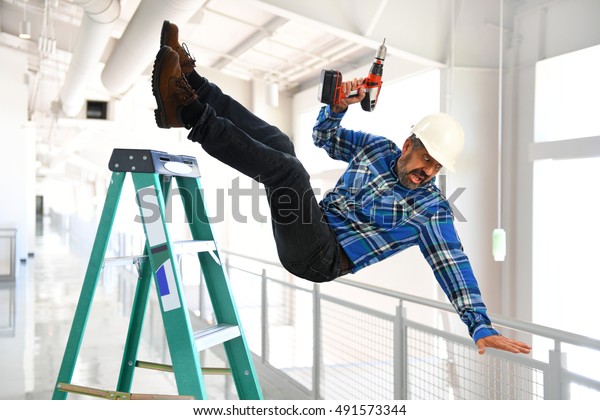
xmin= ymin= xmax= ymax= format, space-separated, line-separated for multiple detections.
xmin=318 ymin=38 xmax=387 ymax=112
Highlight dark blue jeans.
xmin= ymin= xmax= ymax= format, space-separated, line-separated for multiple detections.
xmin=187 ymin=82 xmax=350 ymax=282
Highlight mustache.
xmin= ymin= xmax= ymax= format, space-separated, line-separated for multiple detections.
xmin=409 ymin=169 xmax=428 ymax=179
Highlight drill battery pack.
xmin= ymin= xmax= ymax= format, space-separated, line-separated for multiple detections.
xmin=317 ymin=69 xmax=342 ymax=105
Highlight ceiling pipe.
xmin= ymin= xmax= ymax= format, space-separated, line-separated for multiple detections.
xmin=101 ymin=0 xmax=205 ymax=96
xmin=59 ymin=0 xmax=120 ymax=117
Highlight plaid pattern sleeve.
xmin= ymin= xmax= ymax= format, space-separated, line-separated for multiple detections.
xmin=312 ymin=105 xmax=371 ymax=162
xmin=418 ymin=208 xmax=500 ymax=342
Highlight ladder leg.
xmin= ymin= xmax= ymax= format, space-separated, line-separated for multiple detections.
xmin=132 ymin=172 xmax=207 ymax=399
xmin=199 ymin=253 xmax=263 ymax=399
xmin=53 ymin=172 xmax=126 ymax=400
xmin=117 ymin=178 xmax=173 ymax=392
xmin=177 ymin=176 xmax=263 ymax=400
xmin=116 ymin=255 xmax=153 ymax=392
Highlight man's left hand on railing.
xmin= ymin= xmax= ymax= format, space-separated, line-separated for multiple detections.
xmin=476 ymin=335 xmax=532 ymax=355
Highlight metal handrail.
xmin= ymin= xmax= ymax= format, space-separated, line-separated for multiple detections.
xmin=223 ymin=249 xmax=600 ymax=352
xmin=336 ymin=277 xmax=600 ymax=351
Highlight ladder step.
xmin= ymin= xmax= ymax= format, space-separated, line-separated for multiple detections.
xmin=103 ymin=255 xmax=146 ymax=268
xmin=194 ymin=324 xmax=241 ymax=352
xmin=102 ymin=240 xmax=216 ymax=268
xmin=136 ymin=360 xmax=232 ymax=375
xmin=172 ymin=240 xmax=217 ymax=255
xmin=56 ymin=382 xmax=195 ymax=400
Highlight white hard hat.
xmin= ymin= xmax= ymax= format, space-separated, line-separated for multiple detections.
xmin=411 ymin=113 xmax=465 ymax=172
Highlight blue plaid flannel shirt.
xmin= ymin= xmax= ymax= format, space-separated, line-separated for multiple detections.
xmin=312 ymin=106 xmax=498 ymax=342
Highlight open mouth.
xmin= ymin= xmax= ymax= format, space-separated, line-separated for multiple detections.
xmin=409 ymin=172 xmax=424 ymax=185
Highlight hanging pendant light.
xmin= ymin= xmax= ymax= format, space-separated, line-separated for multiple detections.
xmin=493 ymin=0 xmax=507 ymax=262
xmin=19 ymin=1 xmax=31 ymax=39
xmin=267 ymin=81 xmax=279 ymax=107
xmin=19 ymin=21 xmax=31 ymax=39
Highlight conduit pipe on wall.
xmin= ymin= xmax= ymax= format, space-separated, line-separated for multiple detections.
xmin=59 ymin=0 xmax=121 ymax=117
xmin=101 ymin=0 xmax=205 ymax=96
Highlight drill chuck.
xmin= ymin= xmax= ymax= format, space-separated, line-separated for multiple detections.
xmin=375 ymin=38 xmax=387 ymax=62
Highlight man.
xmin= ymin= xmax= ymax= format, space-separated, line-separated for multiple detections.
xmin=152 ymin=21 xmax=531 ymax=356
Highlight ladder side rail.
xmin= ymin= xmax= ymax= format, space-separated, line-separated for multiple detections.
xmin=175 ymin=176 xmax=234 ymax=322
xmin=52 ymin=172 xmax=127 ymax=400
xmin=176 ymin=176 xmax=263 ymax=400
xmin=116 ymin=175 xmax=175 ymax=392
xmin=132 ymin=172 xmax=207 ymax=399
xmin=116 ymin=256 xmax=153 ymax=392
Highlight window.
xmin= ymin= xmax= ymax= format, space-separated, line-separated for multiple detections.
xmin=532 ymin=45 xmax=600 ymax=392
xmin=534 ymin=44 xmax=600 ymax=143
xmin=532 ymin=157 xmax=600 ymax=339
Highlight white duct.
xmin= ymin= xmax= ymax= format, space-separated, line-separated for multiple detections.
xmin=59 ymin=0 xmax=120 ymax=117
xmin=101 ymin=0 xmax=204 ymax=95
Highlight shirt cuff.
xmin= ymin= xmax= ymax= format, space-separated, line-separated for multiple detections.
xmin=326 ymin=105 xmax=346 ymax=119
xmin=472 ymin=325 xmax=500 ymax=343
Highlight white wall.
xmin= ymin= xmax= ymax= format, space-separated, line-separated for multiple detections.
xmin=0 ymin=45 xmax=32 ymax=399
xmin=445 ymin=68 xmax=502 ymax=310
xmin=0 ymin=46 xmax=34 ymax=264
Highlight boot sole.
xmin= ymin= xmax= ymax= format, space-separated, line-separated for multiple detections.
xmin=160 ymin=20 xmax=195 ymax=74
xmin=160 ymin=20 xmax=171 ymax=48
xmin=151 ymin=46 xmax=171 ymax=129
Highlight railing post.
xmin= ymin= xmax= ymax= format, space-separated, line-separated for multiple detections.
xmin=0 ymin=228 xmax=17 ymax=281
xmin=312 ymin=283 xmax=322 ymax=399
xmin=261 ymin=268 xmax=269 ymax=364
xmin=394 ymin=301 xmax=408 ymax=399
xmin=545 ymin=341 xmax=568 ymax=399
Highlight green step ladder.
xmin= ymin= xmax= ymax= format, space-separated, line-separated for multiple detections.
xmin=52 ymin=148 xmax=262 ymax=400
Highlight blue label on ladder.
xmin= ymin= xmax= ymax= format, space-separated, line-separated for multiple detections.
xmin=156 ymin=262 xmax=181 ymax=312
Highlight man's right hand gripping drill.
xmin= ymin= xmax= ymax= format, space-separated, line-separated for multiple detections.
xmin=331 ymin=77 xmax=367 ymax=113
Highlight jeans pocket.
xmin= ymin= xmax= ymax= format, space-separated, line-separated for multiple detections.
xmin=283 ymin=261 xmax=333 ymax=283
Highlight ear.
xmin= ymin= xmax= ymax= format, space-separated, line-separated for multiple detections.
xmin=402 ymin=137 xmax=412 ymax=154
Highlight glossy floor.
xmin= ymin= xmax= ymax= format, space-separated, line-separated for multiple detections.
xmin=0 ymin=226 xmax=236 ymax=400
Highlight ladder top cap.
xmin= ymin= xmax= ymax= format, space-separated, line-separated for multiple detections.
xmin=109 ymin=149 xmax=201 ymax=178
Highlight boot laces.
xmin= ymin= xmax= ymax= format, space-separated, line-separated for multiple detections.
xmin=173 ymin=76 xmax=196 ymax=104
xmin=180 ymin=42 xmax=196 ymax=66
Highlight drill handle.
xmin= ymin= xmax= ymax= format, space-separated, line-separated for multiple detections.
xmin=345 ymin=89 xmax=361 ymax=99
xmin=343 ymin=81 xmax=381 ymax=111
xmin=360 ymin=92 xmax=373 ymax=112
xmin=360 ymin=79 xmax=383 ymax=112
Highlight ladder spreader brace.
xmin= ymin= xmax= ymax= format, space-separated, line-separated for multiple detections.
xmin=52 ymin=148 xmax=262 ymax=400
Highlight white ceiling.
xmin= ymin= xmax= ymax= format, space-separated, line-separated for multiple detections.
xmin=0 ymin=0 xmax=560 ymax=181
xmin=0 ymin=0 xmax=556 ymax=119
xmin=0 ymin=0 xmax=395 ymax=117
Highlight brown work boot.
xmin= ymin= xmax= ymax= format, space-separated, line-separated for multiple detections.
xmin=160 ymin=20 xmax=196 ymax=74
xmin=151 ymin=46 xmax=198 ymax=129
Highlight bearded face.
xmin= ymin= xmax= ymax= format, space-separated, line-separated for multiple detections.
xmin=395 ymin=139 xmax=442 ymax=190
